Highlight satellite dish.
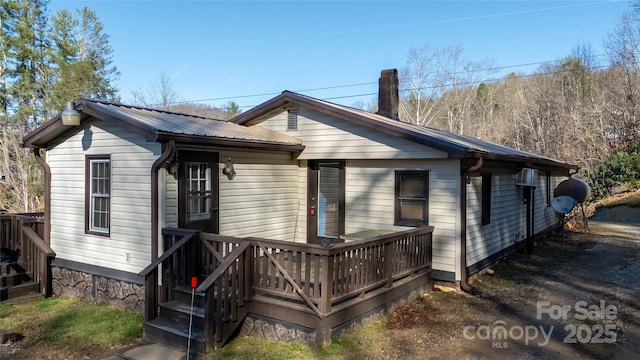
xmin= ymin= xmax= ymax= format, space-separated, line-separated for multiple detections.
xmin=551 ymin=195 xmax=578 ymax=214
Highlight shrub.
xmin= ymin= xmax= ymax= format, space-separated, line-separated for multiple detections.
xmin=583 ymin=150 xmax=640 ymax=201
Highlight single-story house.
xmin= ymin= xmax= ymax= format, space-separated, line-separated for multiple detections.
xmin=20 ymin=69 xmax=575 ymax=350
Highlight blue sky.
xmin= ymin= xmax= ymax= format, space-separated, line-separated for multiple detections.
xmin=49 ymin=0 xmax=631 ymax=110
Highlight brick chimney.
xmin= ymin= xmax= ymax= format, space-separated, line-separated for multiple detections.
xmin=377 ymin=69 xmax=399 ymax=120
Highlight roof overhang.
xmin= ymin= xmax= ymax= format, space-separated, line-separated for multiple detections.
xmin=154 ymin=132 xmax=306 ymax=153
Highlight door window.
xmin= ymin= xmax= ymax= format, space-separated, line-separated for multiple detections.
xmin=187 ymin=162 xmax=212 ymax=222
xmin=318 ymin=163 xmax=341 ymax=237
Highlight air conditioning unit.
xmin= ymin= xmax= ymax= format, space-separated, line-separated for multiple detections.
xmin=516 ymin=168 xmax=538 ymax=187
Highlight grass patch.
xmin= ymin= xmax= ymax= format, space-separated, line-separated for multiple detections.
xmin=207 ymin=319 xmax=390 ymax=360
xmin=206 ymin=337 xmax=316 ymax=360
xmin=0 ymin=297 xmax=142 ymax=351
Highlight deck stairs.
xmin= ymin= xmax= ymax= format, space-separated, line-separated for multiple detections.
xmin=143 ymin=285 xmax=208 ymax=355
xmin=0 ymin=250 xmax=42 ymax=304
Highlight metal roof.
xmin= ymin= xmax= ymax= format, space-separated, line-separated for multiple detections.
xmin=22 ymin=99 xmax=304 ymax=151
xmin=232 ymin=91 xmax=576 ymax=169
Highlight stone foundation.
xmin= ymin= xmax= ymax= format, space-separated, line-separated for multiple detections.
xmin=52 ymin=266 xmax=145 ymax=313
xmin=240 ymin=284 xmax=430 ymax=347
xmin=240 ymin=316 xmax=317 ymax=346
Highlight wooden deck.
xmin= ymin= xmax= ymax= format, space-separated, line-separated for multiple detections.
xmin=140 ymin=226 xmax=434 ymax=351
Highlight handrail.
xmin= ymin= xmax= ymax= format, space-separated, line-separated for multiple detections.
xmin=22 ymin=227 xmax=55 ymax=256
xmin=246 ymin=225 xmax=434 ymax=255
xmin=138 ymin=229 xmax=197 ymax=276
xmin=17 ymin=215 xmax=55 ymax=297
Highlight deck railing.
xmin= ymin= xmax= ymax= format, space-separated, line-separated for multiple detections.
xmin=140 ymin=225 xmax=433 ymax=349
xmin=249 ymin=226 xmax=433 ymax=316
xmin=139 ymin=228 xmax=252 ymax=349
xmin=0 ymin=213 xmax=55 ymax=296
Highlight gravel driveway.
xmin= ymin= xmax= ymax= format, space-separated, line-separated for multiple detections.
xmin=379 ymin=220 xmax=640 ymax=360
xmin=452 ymin=221 xmax=640 ymax=359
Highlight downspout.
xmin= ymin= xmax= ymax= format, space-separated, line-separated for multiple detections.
xmin=33 ymin=148 xmax=51 ymax=245
xmin=151 ymin=140 xmax=175 ymax=261
xmin=460 ymin=157 xmax=483 ymax=293
xmin=528 ymin=186 xmax=535 ymax=254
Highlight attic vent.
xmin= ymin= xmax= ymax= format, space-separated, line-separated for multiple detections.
xmin=287 ymin=108 xmax=298 ymax=130
xmin=516 ymin=168 xmax=538 ymax=187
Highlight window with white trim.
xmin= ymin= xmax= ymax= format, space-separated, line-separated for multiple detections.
xmin=87 ymin=156 xmax=111 ymax=235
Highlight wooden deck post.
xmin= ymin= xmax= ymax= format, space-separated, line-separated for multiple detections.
xmin=384 ymin=242 xmax=393 ymax=288
xmin=318 ymin=253 xmax=333 ymax=315
xmin=145 ymin=270 xmax=158 ymax=321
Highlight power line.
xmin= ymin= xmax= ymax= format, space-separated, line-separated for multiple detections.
xmin=21 ymin=51 xmax=625 ymax=112
xmin=195 ymin=59 xmax=618 ymax=112
xmin=179 ymin=81 xmax=378 ymax=104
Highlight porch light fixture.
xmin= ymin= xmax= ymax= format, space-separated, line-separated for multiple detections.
xmin=222 ymin=156 xmax=236 ymax=180
xmin=61 ymin=101 xmax=81 ymax=126
xmin=165 ymin=154 xmax=179 ymax=177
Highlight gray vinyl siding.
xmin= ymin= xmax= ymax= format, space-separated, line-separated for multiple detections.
xmin=259 ymin=108 xmax=448 ymax=159
xmin=254 ymin=110 xmax=460 ymax=276
xmin=218 ymin=150 xmax=299 ymax=241
xmin=47 ymin=120 xmax=160 ymax=274
xmin=466 ymin=170 xmax=522 ymax=268
xmin=344 ymin=159 xmax=460 ymax=277
xmin=466 ymin=169 xmax=567 ymax=269
xmin=533 ymin=172 xmax=566 ymax=233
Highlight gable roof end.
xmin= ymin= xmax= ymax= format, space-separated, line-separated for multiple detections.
xmin=231 ymin=91 xmax=576 ymax=169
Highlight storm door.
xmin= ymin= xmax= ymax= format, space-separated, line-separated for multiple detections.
xmin=178 ymin=151 xmax=219 ymax=233
xmin=307 ymin=161 xmax=345 ymax=245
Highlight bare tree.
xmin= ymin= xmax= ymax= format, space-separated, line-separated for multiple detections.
xmin=129 ymin=74 xmax=226 ymax=119
xmin=130 ymin=73 xmax=181 ymax=109
xmin=399 ymin=45 xmax=443 ymax=126
xmin=399 ymin=44 xmax=496 ymax=134
xmin=603 ymin=9 xmax=640 ymax=149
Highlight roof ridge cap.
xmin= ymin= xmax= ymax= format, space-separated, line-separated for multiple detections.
xmin=80 ymin=98 xmax=225 ymax=121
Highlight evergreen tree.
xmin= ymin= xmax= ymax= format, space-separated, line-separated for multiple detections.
xmin=223 ymin=101 xmax=241 ymax=120
xmin=49 ymin=7 xmax=120 ymax=113
xmin=0 ymin=1 xmax=119 ymax=211
xmin=4 ymin=0 xmax=51 ymax=129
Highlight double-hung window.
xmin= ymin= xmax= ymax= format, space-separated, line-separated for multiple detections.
xmin=395 ymin=170 xmax=429 ymax=226
xmin=87 ymin=155 xmax=111 ymax=235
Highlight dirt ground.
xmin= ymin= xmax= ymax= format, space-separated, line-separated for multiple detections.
xmin=380 ymin=220 xmax=640 ymax=360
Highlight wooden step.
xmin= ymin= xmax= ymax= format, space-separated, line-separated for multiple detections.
xmin=0 ymin=291 xmax=43 ymax=305
xmin=159 ymin=300 xmax=206 ymax=330
xmin=0 ymin=262 xmax=26 ymax=276
xmin=144 ymin=317 xmax=206 ymax=355
xmin=173 ymin=285 xmax=206 ymax=307
xmin=0 ymin=248 xmax=19 ymax=263
xmin=0 ymin=281 xmax=40 ymax=302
